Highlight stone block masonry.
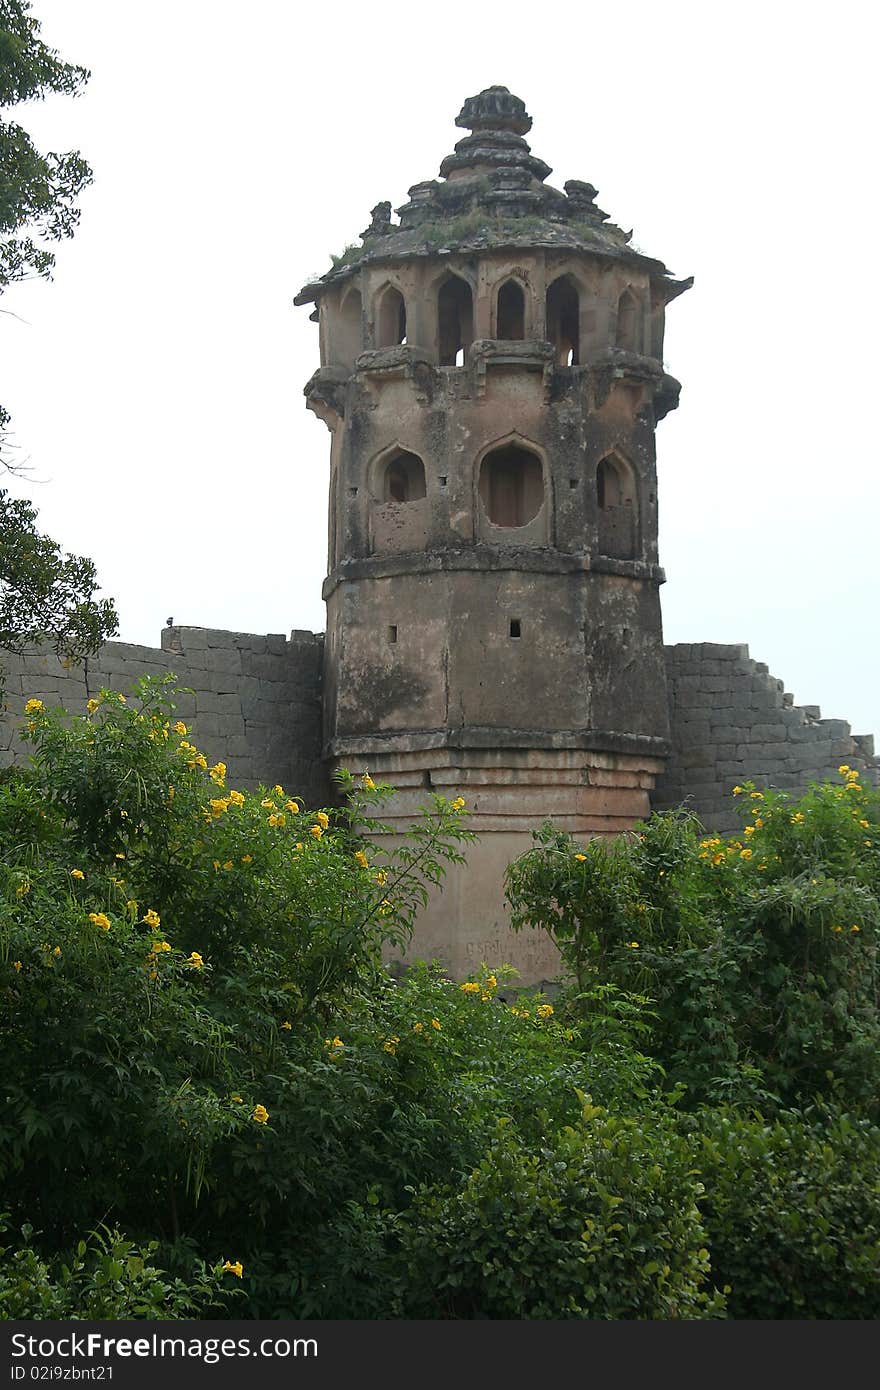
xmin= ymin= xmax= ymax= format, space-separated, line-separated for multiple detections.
xmin=652 ymin=643 xmax=880 ymax=832
xmin=0 ymin=626 xmax=329 ymax=807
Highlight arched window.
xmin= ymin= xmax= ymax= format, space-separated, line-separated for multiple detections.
xmin=546 ymin=276 xmax=580 ymax=365
xmin=616 ymin=290 xmax=639 ymax=353
xmin=382 ymin=449 xmax=426 ymax=504
xmin=597 ymin=454 xmax=638 ymax=559
xmin=497 ymin=280 xmax=525 ymax=340
xmin=438 ymin=274 xmax=473 ymax=366
xmin=337 ymin=287 xmax=362 ymax=367
xmin=479 ymin=444 xmax=544 ymax=528
xmin=377 ymin=286 xmax=406 ymax=348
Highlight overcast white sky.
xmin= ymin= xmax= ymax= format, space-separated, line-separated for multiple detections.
xmin=3 ymin=0 xmax=879 ymax=740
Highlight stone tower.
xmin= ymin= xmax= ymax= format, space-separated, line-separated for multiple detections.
xmin=295 ymin=86 xmax=691 ymax=981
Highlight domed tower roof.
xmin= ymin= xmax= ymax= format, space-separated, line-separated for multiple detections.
xmin=294 ymin=86 xmax=691 ymax=307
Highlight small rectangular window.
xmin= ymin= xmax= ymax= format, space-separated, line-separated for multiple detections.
xmin=388 ymin=625 xmax=398 ymax=644
xmin=348 ymin=486 xmax=358 ymax=497
xmin=439 ymin=476 xmax=448 ymax=487
xmin=569 ymin=478 xmax=579 ymax=489
xmin=509 ymin=619 xmax=521 ymax=639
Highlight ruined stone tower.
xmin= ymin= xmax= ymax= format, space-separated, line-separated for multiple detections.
xmin=294 ymin=86 xmax=692 ymax=980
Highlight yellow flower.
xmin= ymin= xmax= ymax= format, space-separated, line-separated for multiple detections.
xmin=743 ymin=825 xmax=755 ymax=837
xmin=740 ymin=848 xmax=753 ymax=859
xmin=222 ymin=1260 xmax=243 ymax=1278
xmin=229 ymin=789 xmax=245 ymax=807
xmin=167 ymin=785 xmax=175 ymax=801
xmin=791 ymin=813 xmax=805 ymax=824
xmin=460 ymin=981 xmax=481 ymax=995
xmin=374 ymin=870 xmax=388 ymax=886
xmin=323 ymin=1036 xmax=344 ymax=1058
xmin=252 ymin=1104 xmax=269 ymax=1124
xmin=230 ymin=1094 xmax=243 ymax=1104
xmin=273 ymin=785 xmax=284 ymax=796
xmin=451 ymin=797 xmax=466 ymax=812
xmin=285 ymin=799 xmax=300 ymax=813
xmin=732 ymin=785 xmax=743 ymax=795
xmin=412 ymin=1022 xmax=425 ymax=1034
xmin=209 ymin=798 xmax=229 ymax=818
xmin=15 ymin=878 xmax=30 ymax=896
xmin=268 ymin=812 xmax=286 ymax=828
xmin=151 ymin=940 xmax=172 ymax=953
xmin=87 ymin=698 xmax=99 ymax=713
xmin=295 ymin=842 xmax=304 ymax=852
xmin=241 ymin=854 xmax=253 ymax=864
xmin=838 ymin=765 xmax=851 ymax=775
xmin=88 ymin=912 xmax=111 ymax=931
xmin=213 ymin=859 xmax=221 ymax=871
xmin=173 ymin=721 xmax=188 ymax=735
xmin=316 ymin=812 xmax=330 ymax=829
xmin=310 ymin=825 xmax=323 ymax=839
xmin=430 ymin=1017 xmax=442 ymax=1031
xmin=281 ymin=1020 xmax=292 ymax=1030
xmin=845 ymin=782 xmax=860 ymax=792
xmin=574 ymin=853 xmax=587 ymax=862
xmin=261 ymin=798 xmax=275 ymax=809
xmin=354 ymin=850 xmax=369 ymax=869
xmin=185 ymin=952 xmax=204 ymax=969
xmin=126 ymin=899 xmax=138 ymax=914
xmin=485 ymin=974 xmax=497 ymax=990
xmin=142 ymin=908 xmax=161 ymax=929
xmin=210 ymin=762 xmax=227 ymax=785
xmin=537 ymin=1004 xmax=554 ymax=1018
xmin=12 ymin=960 xmax=22 ymax=972
xmin=750 ymin=792 xmax=763 ymax=800
xmin=625 ymin=941 xmax=640 ymax=949
xmin=222 ymin=860 xmax=233 ymax=871
xmin=24 ymin=698 xmax=43 ymax=714
xmin=115 ymin=853 xmax=125 ymax=860
xmin=382 ymin=1036 xmax=400 ymax=1055
xmin=52 ymin=946 xmax=61 ymax=957
xmin=115 ymin=694 xmax=127 ymax=704
xmin=70 ymin=868 xmax=85 ymax=880
xmin=363 ymin=775 xmax=375 ymax=791
xmin=851 ymin=924 xmax=861 ymax=933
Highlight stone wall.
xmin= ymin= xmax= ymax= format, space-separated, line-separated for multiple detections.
xmin=0 ymin=626 xmax=328 ymax=806
xmin=653 ymin=642 xmax=880 ymax=832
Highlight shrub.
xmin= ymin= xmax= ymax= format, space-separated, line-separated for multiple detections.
xmin=688 ymin=1105 xmax=880 ymax=1319
xmin=392 ymin=1105 xmax=724 ymax=1319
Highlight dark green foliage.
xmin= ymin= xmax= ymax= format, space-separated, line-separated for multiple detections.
xmin=0 ymin=1218 xmax=235 ymax=1319
xmin=506 ymin=779 xmax=880 ymax=1113
xmin=0 ymin=488 xmax=118 ymax=682
xmin=0 ymin=0 xmax=92 ymax=287
xmin=393 ymin=1109 xmax=723 ymax=1319
xmin=688 ymin=1106 xmax=880 ymax=1319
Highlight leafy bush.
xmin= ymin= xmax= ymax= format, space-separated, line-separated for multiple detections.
xmin=688 ymin=1106 xmax=880 ymax=1319
xmin=0 ymin=1218 xmax=233 ymax=1320
xmin=506 ymin=775 xmax=880 ymax=1112
xmin=393 ymin=1106 xmax=724 ymax=1319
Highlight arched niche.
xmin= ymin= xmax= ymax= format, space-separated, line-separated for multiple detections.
xmin=546 ymin=275 xmax=580 ymax=365
xmin=381 ymin=448 xmax=427 ymax=503
xmin=376 ymin=284 xmax=407 ymax=348
xmin=496 ymin=279 xmax=526 ymax=340
xmin=437 ymin=273 xmax=474 ymax=365
xmin=596 ymin=453 xmax=638 ymax=559
xmin=337 ymin=286 xmax=363 ymax=368
xmin=478 ymin=442 xmax=545 ymax=529
xmin=370 ymin=446 xmax=429 ymax=555
xmin=615 ymin=289 xmax=640 ymax=353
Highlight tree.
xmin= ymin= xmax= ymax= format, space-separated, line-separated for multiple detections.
xmin=0 ymin=0 xmax=92 ymax=289
xmin=0 ymin=3 xmax=117 ymax=687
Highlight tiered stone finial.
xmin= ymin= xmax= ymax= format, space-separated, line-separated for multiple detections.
xmin=439 ymin=84 xmax=551 ymax=183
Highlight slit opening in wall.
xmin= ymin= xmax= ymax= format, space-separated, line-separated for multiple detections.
xmin=569 ymin=478 xmax=578 ymax=489
xmin=387 ymin=625 xmax=398 ymax=644
xmin=348 ymin=486 xmax=358 ymax=497
xmin=509 ymin=619 xmax=521 ymax=639
xmin=439 ymin=476 xmax=448 ymax=487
